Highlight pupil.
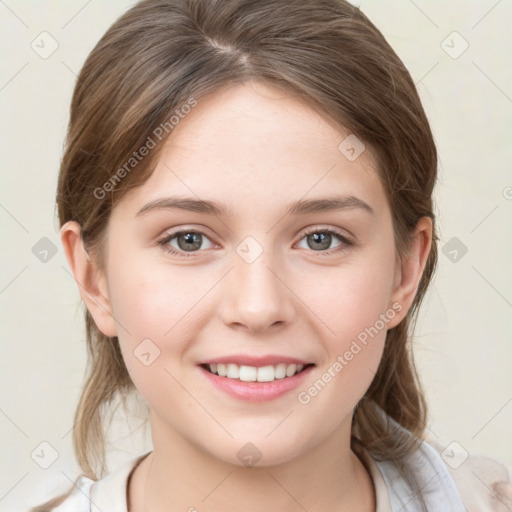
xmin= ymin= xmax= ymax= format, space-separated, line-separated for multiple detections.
xmin=179 ymin=232 xmax=201 ymax=251
xmin=310 ymin=232 xmax=330 ymax=250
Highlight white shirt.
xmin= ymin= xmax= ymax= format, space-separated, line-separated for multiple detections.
xmin=52 ymin=438 xmax=512 ymax=512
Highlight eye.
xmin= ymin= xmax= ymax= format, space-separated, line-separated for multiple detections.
xmin=296 ymin=227 xmax=354 ymax=256
xmin=157 ymin=226 xmax=354 ymax=258
xmin=157 ymin=229 xmax=215 ymax=257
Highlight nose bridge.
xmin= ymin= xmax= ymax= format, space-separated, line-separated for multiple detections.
xmin=222 ymin=235 xmax=295 ymax=332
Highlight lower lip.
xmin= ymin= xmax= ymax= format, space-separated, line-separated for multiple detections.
xmin=199 ymin=365 xmax=314 ymax=402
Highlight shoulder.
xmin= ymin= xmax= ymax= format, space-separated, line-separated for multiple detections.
xmin=51 ymin=452 xmax=150 ymax=512
xmin=365 ymin=430 xmax=512 ymax=512
xmin=368 ymin=407 xmax=512 ymax=512
xmin=49 ymin=476 xmax=94 ymax=512
xmin=426 ymin=438 xmax=512 ymax=512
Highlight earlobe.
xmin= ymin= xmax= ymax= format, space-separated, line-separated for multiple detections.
xmin=60 ymin=221 xmax=118 ymax=337
xmin=387 ymin=217 xmax=433 ymax=329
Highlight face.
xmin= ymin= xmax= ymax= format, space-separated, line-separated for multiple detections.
xmin=97 ymin=81 xmax=405 ymax=466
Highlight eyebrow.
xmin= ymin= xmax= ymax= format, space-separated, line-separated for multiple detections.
xmin=135 ymin=194 xmax=374 ymax=218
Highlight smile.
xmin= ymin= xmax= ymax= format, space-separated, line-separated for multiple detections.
xmin=199 ymin=359 xmax=315 ymax=401
xmin=203 ymin=363 xmax=311 ymax=382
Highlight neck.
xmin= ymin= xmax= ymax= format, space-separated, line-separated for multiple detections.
xmin=128 ymin=416 xmax=375 ymax=512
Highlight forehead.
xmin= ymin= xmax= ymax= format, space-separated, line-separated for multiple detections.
xmin=114 ymin=81 xmax=389 ymax=221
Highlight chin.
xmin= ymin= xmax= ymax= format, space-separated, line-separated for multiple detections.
xmin=198 ymin=430 xmax=312 ymax=469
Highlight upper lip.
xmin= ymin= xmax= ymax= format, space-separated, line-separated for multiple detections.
xmin=198 ymin=355 xmax=314 ymax=367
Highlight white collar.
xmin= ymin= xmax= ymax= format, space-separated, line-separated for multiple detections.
xmin=89 ymin=451 xmax=150 ymax=511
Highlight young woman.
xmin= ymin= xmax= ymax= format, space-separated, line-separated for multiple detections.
xmin=32 ymin=0 xmax=511 ymax=510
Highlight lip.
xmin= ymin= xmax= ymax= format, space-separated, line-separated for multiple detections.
xmin=198 ymin=354 xmax=312 ymax=367
xmin=198 ymin=363 xmax=315 ymax=402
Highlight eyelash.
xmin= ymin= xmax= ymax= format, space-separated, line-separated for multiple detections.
xmin=157 ymin=227 xmax=354 ymax=258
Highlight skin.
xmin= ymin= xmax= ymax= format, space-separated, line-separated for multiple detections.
xmin=61 ymin=81 xmax=432 ymax=512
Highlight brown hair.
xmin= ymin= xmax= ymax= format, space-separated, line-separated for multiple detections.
xmin=34 ymin=0 xmax=438 ymax=509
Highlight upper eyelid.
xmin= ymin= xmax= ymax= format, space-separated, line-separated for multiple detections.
xmin=301 ymin=225 xmax=351 ymax=238
xmin=159 ymin=226 xmax=218 ymax=244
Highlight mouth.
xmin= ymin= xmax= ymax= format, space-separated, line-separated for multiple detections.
xmin=197 ymin=355 xmax=316 ymax=401
xmin=200 ymin=362 xmax=315 ymax=383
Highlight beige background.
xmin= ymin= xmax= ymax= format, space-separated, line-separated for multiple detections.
xmin=1 ymin=0 xmax=511 ymax=510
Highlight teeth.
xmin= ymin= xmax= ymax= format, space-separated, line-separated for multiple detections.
xmin=206 ymin=362 xmax=307 ymax=382
xmin=239 ymin=366 xmax=257 ymax=382
xmin=275 ymin=363 xmax=287 ymax=379
xmin=286 ymin=364 xmax=297 ymax=377
xmin=227 ymin=364 xmax=239 ymax=379
xmin=256 ymin=365 xmax=274 ymax=382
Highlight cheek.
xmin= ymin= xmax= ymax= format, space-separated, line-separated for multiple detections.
xmin=295 ymin=263 xmax=393 ymax=419
xmin=105 ymin=258 xmax=186 ymax=376
xmin=106 ymin=256 xmax=221 ymax=392
xmin=108 ymin=256 xmax=204 ymax=339
xmin=303 ymin=250 xmax=396 ymax=349
xmin=294 ymin=245 xmax=396 ymax=403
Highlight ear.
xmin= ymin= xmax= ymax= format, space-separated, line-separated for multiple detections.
xmin=60 ymin=221 xmax=118 ymax=337
xmin=386 ymin=216 xmax=433 ymax=329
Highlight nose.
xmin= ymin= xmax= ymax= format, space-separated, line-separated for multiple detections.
xmin=220 ymin=250 xmax=296 ymax=333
